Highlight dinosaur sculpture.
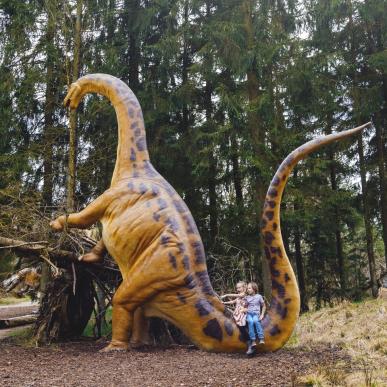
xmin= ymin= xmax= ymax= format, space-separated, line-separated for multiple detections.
xmin=50 ymin=73 xmax=369 ymax=352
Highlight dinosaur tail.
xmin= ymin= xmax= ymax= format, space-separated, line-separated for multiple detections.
xmin=64 ymin=73 xmax=149 ymax=185
xmin=259 ymin=122 xmax=371 ymax=352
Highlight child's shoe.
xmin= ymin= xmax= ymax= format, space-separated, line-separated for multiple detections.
xmin=246 ymin=341 xmax=256 ymax=356
xmin=251 ymin=340 xmax=257 ymax=347
xmin=258 ymin=339 xmax=265 ymax=345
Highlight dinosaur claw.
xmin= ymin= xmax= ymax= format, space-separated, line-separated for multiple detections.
xmin=99 ymin=342 xmax=128 ymax=352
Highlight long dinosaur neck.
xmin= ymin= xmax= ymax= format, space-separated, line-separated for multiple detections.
xmin=74 ymin=74 xmax=150 ymax=185
xmin=260 ymin=122 xmax=370 ymax=351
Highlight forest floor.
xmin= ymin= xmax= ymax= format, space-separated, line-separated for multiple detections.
xmin=0 ymin=298 xmax=385 ymax=387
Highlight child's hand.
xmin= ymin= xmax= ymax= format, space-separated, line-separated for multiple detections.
xmin=259 ymin=314 xmax=264 ymax=320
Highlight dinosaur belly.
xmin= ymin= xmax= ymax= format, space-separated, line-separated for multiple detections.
xmin=101 ymin=201 xmax=166 ymax=278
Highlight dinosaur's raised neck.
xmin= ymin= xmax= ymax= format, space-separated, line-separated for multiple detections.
xmin=65 ymin=73 xmax=150 ymax=185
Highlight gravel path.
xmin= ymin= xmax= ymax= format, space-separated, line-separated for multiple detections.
xmin=0 ymin=340 xmax=349 ymax=386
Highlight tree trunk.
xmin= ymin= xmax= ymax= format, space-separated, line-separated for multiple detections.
xmin=230 ymin=132 xmax=243 ymax=211
xmin=293 ymin=169 xmax=309 ymax=312
xmin=294 ymin=227 xmax=309 ymax=312
xmin=357 ymin=134 xmax=378 ymax=297
xmin=325 ymin=120 xmax=346 ymax=295
xmin=370 ymin=0 xmax=387 ymax=268
xmin=42 ymin=1 xmax=57 ymax=207
xmin=66 ymin=0 xmax=83 ymax=212
xmin=242 ymin=0 xmax=270 ymax=297
xmin=348 ymin=0 xmax=378 ymax=297
xmin=376 ymin=91 xmax=387 ymax=268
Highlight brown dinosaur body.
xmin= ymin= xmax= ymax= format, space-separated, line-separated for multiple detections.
xmin=50 ymin=73 xmax=369 ymax=352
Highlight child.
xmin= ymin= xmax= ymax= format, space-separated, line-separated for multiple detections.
xmin=221 ymin=281 xmax=248 ymax=327
xmin=245 ymin=281 xmax=266 ymax=351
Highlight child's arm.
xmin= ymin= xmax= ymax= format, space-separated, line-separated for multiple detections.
xmin=259 ymin=298 xmax=266 ymax=320
xmin=223 ymin=299 xmax=237 ymax=305
xmin=220 ymin=293 xmax=239 ymax=299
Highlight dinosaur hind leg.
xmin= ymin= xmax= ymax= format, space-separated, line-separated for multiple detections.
xmin=102 ymin=244 xmax=182 ymax=352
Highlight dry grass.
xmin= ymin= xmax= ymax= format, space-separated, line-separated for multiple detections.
xmin=288 ymin=298 xmax=387 ymax=386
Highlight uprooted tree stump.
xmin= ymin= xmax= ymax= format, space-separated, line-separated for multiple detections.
xmin=34 ymin=267 xmax=94 ymax=344
xmin=0 ymin=234 xmax=189 ymax=346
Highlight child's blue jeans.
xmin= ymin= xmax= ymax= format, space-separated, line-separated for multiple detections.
xmin=246 ymin=312 xmax=264 ymax=341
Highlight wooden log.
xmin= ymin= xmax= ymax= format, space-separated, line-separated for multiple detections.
xmin=0 ymin=314 xmax=37 ymax=329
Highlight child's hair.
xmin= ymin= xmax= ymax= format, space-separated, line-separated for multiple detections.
xmin=248 ymin=281 xmax=259 ymax=293
xmin=236 ymin=281 xmax=247 ymax=289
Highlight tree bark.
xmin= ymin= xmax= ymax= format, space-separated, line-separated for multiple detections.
xmin=66 ymin=0 xmax=83 ymax=212
xmin=42 ymin=1 xmax=57 ymax=207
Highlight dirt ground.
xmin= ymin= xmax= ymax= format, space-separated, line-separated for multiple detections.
xmin=0 ymin=339 xmax=349 ymax=387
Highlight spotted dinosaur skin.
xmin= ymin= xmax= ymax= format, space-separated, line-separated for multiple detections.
xmin=49 ymin=73 xmax=369 ymax=352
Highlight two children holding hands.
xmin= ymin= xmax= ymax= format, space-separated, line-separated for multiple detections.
xmin=221 ymin=281 xmax=266 ymax=355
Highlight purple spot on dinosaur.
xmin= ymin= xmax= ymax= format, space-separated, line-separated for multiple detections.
xmin=264 ymin=231 xmax=275 ymax=245
xmin=203 ymin=319 xmax=223 ymax=341
xmin=166 ymin=217 xmax=179 ymax=232
xmin=224 ymin=320 xmax=234 ymax=336
xmin=143 ymin=161 xmax=158 ymax=177
xmin=270 ymin=246 xmax=282 ymax=257
xmin=173 ymin=200 xmax=186 ymax=213
xmin=136 ymin=137 xmax=146 ymax=151
xmin=151 ymin=184 xmax=160 ymax=196
xmin=130 ymin=148 xmax=136 ymax=161
xmin=134 ymin=127 xmax=141 ymax=137
xmin=177 ymin=292 xmax=186 ymax=304
xmin=184 ymin=214 xmax=198 ymax=234
xmin=168 ymin=252 xmax=177 ymax=269
xmin=272 ymin=175 xmax=280 ymax=186
xmin=139 ymin=183 xmax=147 ymax=194
xmin=161 ymin=235 xmax=170 ymax=245
xmin=128 ymin=107 xmax=135 ymax=118
xmin=269 ymin=324 xmax=281 ymax=336
xmin=195 ymin=299 xmax=214 ymax=316
xmin=272 ymin=279 xmax=286 ymax=298
xmin=268 ymin=188 xmax=278 ymax=198
xmin=157 ymin=198 xmax=168 ymax=210
xmin=261 ymin=314 xmax=271 ymax=329
xmin=182 ymin=255 xmax=190 ymax=270
xmin=195 ymin=271 xmax=215 ymax=296
xmin=184 ymin=274 xmax=196 ymax=289
xmin=191 ymin=240 xmax=205 ymax=264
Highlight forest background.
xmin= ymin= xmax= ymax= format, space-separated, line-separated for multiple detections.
xmin=1 ymin=0 xmax=387 ymax=314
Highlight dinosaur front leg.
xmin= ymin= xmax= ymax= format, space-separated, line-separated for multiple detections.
xmin=101 ymin=281 xmax=136 ymax=352
xmin=79 ymin=239 xmax=106 ymax=263
xmin=50 ymin=191 xmax=113 ymax=231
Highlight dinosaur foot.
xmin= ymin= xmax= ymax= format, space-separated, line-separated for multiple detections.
xmin=79 ymin=251 xmax=103 ymax=263
xmin=99 ymin=341 xmax=129 ymax=353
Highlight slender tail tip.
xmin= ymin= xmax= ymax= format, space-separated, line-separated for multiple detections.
xmin=355 ymin=121 xmax=372 ymax=132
